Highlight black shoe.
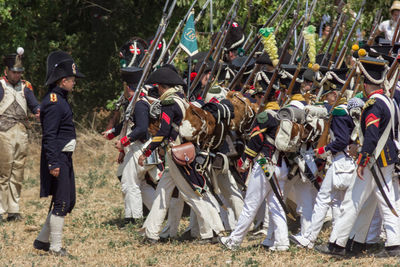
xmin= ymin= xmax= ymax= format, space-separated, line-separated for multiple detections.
xmin=49 ymin=248 xmax=71 ymax=257
xmin=178 ymin=230 xmax=195 ymax=241
xmin=7 ymin=213 xmax=23 ymax=221
xmin=124 ymin=218 xmax=136 ymax=225
xmin=33 ymin=239 xmax=50 ymax=252
xmin=141 ymin=237 xmax=159 ymax=245
xmin=374 ymin=246 xmax=400 ymax=258
xmin=195 ymin=237 xmax=219 ymax=245
xmin=315 ymin=242 xmax=346 ymax=257
xmin=346 ymin=240 xmax=367 ymax=257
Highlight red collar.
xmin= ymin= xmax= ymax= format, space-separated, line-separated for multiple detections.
xmin=367 ymin=89 xmax=384 ymax=99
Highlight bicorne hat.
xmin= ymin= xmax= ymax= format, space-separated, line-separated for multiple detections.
xmin=45 ymin=51 xmax=85 ymax=85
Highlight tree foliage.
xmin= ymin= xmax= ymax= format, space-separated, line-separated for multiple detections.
xmin=0 ymin=0 xmax=394 ymax=123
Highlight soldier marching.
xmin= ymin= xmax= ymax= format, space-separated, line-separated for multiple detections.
xmin=1 ymin=0 xmax=398 ymax=259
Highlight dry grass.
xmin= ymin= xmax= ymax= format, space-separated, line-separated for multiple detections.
xmin=0 ymin=127 xmax=399 ymax=266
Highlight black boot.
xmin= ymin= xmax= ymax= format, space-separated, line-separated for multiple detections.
xmin=7 ymin=213 xmax=23 ymax=221
xmin=124 ymin=218 xmax=136 ymax=225
xmin=374 ymin=245 xmax=400 ymax=258
xmin=315 ymin=242 xmax=346 ymax=257
xmin=33 ymin=239 xmax=50 ymax=252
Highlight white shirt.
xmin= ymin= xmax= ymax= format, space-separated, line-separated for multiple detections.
xmin=379 ymin=20 xmax=396 ymax=41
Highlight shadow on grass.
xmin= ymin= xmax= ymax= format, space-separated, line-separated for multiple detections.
xmin=101 ymin=217 xmax=125 ymax=229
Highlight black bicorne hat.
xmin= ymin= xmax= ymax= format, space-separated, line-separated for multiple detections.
xmin=315 ymin=53 xmax=338 ymax=67
xmin=257 ymin=71 xmax=278 ymax=100
xmin=3 ymin=48 xmax=24 ymax=72
xmin=279 ymin=64 xmax=306 ymax=94
xmin=320 ymin=68 xmax=348 ymax=96
xmin=256 ymin=49 xmax=290 ymax=66
xmin=359 ymin=57 xmax=388 ymax=85
xmin=230 ymin=56 xmax=255 ymax=75
xmin=145 ymin=66 xmax=186 ymax=86
xmin=224 ymin=21 xmax=245 ymax=51
xmin=45 ymin=51 xmax=85 ymax=85
xmin=121 ymin=66 xmax=143 ymax=86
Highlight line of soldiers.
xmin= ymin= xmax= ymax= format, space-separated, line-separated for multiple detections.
xmin=101 ymin=9 xmax=400 ymax=258
xmin=3 ymin=1 xmax=400 ymax=259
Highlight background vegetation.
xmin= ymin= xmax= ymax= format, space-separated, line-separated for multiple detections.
xmin=0 ymin=0 xmax=395 ymax=127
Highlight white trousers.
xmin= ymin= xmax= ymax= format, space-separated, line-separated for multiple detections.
xmin=285 ymin=174 xmax=318 ymax=236
xmin=119 ymin=140 xmax=156 ymax=219
xmin=329 ymin=164 xmax=400 ymax=247
xmin=304 ymin=153 xmax=355 ymax=242
xmin=229 ymin=161 xmax=289 ymax=246
xmin=143 ymin=152 xmax=223 ymax=240
xmin=212 ymin=169 xmax=244 ymax=223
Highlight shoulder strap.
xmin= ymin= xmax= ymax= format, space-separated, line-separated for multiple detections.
xmin=370 ymin=94 xmax=395 ymax=160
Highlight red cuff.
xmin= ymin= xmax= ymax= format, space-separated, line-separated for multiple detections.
xmin=357 ymin=153 xmax=370 ymax=167
xmin=143 ymin=149 xmax=152 ymax=158
xmin=237 ymin=158 xmax=243 ymax=168
xmin=317 ymin=146 xmax=325 ymax=155
xmin=120 ymin=136 xmax=131 ymax=147
xmin=104 ymin=128 xmax=115 ymax=140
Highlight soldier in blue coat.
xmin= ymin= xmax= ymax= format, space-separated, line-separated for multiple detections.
xmin=33 ymin=51 xmax=84 ymax=256
xmin=316 ymin=57 xmax=400 ymax=257
xmin=291 ymin=68 xmax=356 ymax=249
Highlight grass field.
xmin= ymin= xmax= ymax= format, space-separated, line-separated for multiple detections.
xmin=0 ymin=127 xmax=399 ymax=266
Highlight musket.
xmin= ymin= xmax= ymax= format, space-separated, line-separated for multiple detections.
xmin=156 ymin=0 xmax=198 ymax=66
xmin=233 ymin=1 xmax=301 ymax=92
xmin=351 ymin=73 xmax=363 ymax=98
xmin=333 ymin=0 xmax=366 ymax=69
xmin=139 ymin=0 xmax=176 ymax=68
xmin=189 ymin=0 xmax=239 ymax=94
xmin=242 ymin=28 xmax=254 ymax=51
xmin=392 ymin=15 xmax=400 ymax=47
xmin=243 ymin=0 xmax=290 ymax=53
xmin=316 ymin=66 xmax=357 ymax=148
xmin=281 ymin=45 xmax=309 ymax=105
xmin=390 ymin=54 xmax=400 ymax=98
xmin=318 ymin=0 xmax=345 ymax=54
xmin=273 ymin=0 xmax=296 ymax=35
xmin=319 ymin=11 xmax=345 ymax=67
xmin=370 ymin=160 xmax=399 ymax=217
xmin=327 ymin=16 xmax=348 ymax=69
xmin=166 ymin=0 xmax=211 ymax=65
xmin=202 ymin=6 xmax=239 ymax=98
xmin=120 ymin=0 xmax=177 ymax=139
xmin=367 ymin=9 xmax=383 ymax=46
xmin=242 ymin=0 xmax=253 ymax=32
xmin=258 ymin=158 xmax=296 ymax=220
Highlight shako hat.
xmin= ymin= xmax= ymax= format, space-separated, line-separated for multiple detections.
xmin=121 ymin=66 xmax=143 ymax=86
xmin=359 ymin=57 xmax=388 ymax=85
xmin=45 ymin=51 xmax=85 ymax=85
xmin=3 ymin=47 xmax=25 ymax=72
xmin=119 ymin=37 xmax=148 ymax=68
xmin=224 ymin=21 xmax=245 ymax=51
xmin=145 ymin=66 xmax=186 ymax=86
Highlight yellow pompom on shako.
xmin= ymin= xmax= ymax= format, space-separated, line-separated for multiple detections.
xmin=352 ymin=44 xmax=360 ymax=51
xmin=358 ymin=48 xmax=367 ymax=57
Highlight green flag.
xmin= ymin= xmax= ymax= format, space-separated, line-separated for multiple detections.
xmin=179 ymin=11 xmax=198 ymax=57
